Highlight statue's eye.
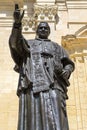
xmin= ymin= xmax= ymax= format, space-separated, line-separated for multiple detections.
xmin=39 ymin=27 xmax=43 ymax=29
xmin=44 ymin=27 xmax=48 ymax=30
xmin=39 ymin=27 xmax=48 ymax=30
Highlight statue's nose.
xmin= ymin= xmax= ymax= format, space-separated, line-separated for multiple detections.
xmin=42 ymin=27 xmax=45 ymax=31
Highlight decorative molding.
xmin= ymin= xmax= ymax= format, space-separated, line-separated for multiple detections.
xmin=34 ymin=4 xmax=58 ymax=21
xmin=70 ymin=52 xmax=87 ymax=63
xmin=67 ymin=22 xmax=87 ymax=28
xmin=0 ymin=17 xmax=13 ymax=27
xmin=62 ymin=35 xmax=87 ymax=53
xmin=22 ymin=4 xmax=58 ymax=32
xmin=62 ymin=33 xmax=87 ymax=63
xmin=75 ymin=25 xmax=87 ymax=36
xmin=55 ymin=0 xmax=67 ymax=11
xmin=62 ymin=31 xmax=87 ymax=50
xmin=56 ymin=0 xmax=87 ymax=11
xmin=66 ymin=0 xmax=87 ymax=9
xmin=22 ymin=17 xmax=37 ymax=33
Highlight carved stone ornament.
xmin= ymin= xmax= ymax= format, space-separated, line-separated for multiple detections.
xmin=34 ymin=4 xmax=58 ymax=21
xmin=22 ymin=4 xmax=58 ymax=32
xmin=22 ymin=17 xmax=37 ymax=33
xmin=61 ymin=34 xmax=87 ymax=62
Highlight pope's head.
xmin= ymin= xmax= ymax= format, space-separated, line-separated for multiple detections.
xmin=36 ymin=22 xmax=50 ymax=39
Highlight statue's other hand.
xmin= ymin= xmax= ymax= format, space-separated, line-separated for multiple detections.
xmin=60 ymin=69 xmax=71 ymax=79
xmin=13 ymin=4 xmax=24 ymax=23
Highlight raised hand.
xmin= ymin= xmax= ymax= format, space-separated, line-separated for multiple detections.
xmin=13 ymin=4 xmax=24 ymax=24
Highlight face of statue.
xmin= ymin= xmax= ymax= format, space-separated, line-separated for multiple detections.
xmin=36 ymin=22 xmax=50 ymax=39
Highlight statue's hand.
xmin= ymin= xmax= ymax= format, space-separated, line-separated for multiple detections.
xmin=60 ymin=69 xmax=71 ymax=79
xmin=13 ymin=4 xmax=24 ymax=24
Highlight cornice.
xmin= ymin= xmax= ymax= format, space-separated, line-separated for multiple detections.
xmin=56 ymin=0 xmax=87 ymax=10
xmin=0 ymin=17 xmax=13 ymax=27
xmin=62 ymin=35 xmax=87 ymax=49
xmin=62 ymin=34 xmax=87 ymax=62
xmin=70 ymin=52 xmax=87 ymax=62
xmin=67 ymin=22 xmax=87 ymax=28
xmin=56 ymin=0 xmax=67 ymax=11
xmin=66 ymin=0 xmax=87 ymax=9
xmin=61 ymin=34 xmax=87 ymax=62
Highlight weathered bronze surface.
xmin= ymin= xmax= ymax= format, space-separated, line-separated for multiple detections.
xmin=9 ymin=4 xmax=75 ymax=130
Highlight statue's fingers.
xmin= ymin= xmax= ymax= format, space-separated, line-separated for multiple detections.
xmin=15 ymin=4 xmax=19 ymax=10
xmin=21 ymin=10 xmax=25 ymax=20
xmin=60 ymin=71 xmax=66 ymax=76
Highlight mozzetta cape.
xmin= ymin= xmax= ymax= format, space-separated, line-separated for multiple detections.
xmin=9 ymin=37 xmax=74 ymax=97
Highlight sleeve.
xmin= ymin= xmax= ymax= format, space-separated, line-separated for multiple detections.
xmin=9 ymin=22 xmax=27 ymax=66
xmin=54 ymin=43 xmax=75 ymax=75
xmin=53 ymin=43 xmax=75 ymax=88
xmin=60 ymin=47 xmax=75 ymax=73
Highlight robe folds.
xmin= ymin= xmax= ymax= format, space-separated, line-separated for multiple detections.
xmin=18 ymin=89 xmax=69 ymax=130
xmin=9 ymin=29 xmax=75 ymax=130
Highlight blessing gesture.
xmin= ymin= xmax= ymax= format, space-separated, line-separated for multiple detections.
xmin=13 ymin=4 xmax=24 ymax=24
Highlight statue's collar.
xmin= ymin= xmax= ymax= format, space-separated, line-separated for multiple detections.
xmin=35 ymin=38 xmax=51 ymax=41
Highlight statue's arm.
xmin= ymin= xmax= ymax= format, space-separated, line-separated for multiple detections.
xmin=9 ymin=4 xmax=26 ymax=66
xmin=60 ymin=47 xmax=75 ymax=79
xmin=9 ymin=24 xmax=24 ymax=65
xmin=9 ymin=21 xmax=26 ymax=52
xmin=54 ymin=44 xmax=75 ymax=80
xmin=9 ymin=4 xmax=25 ymax=52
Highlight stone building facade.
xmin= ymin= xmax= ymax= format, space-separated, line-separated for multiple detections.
xmin=0 ymin=0 xmax=87 ymax=130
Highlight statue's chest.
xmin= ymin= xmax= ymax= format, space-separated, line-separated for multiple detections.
xmin=28 ymin=40 xmax=53 ymax=57
xmin=27 ymin=40 xmax=53 ymax=93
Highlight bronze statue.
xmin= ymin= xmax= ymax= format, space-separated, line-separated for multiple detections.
xmin=9 ymin=4 xmax=75 ymax=130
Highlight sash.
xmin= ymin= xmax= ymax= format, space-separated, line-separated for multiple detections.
xmin=30 ymin=40 xmax=50 ymax=93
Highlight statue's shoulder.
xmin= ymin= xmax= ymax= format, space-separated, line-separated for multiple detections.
xmin=51 ymin=41 xmax=61 ymax=49
xmin=27 ymin=39 xmax=35 ymax=44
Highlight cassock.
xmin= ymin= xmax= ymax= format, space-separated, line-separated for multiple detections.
xmin=9 ymin=28 xmax=75 ymax=130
